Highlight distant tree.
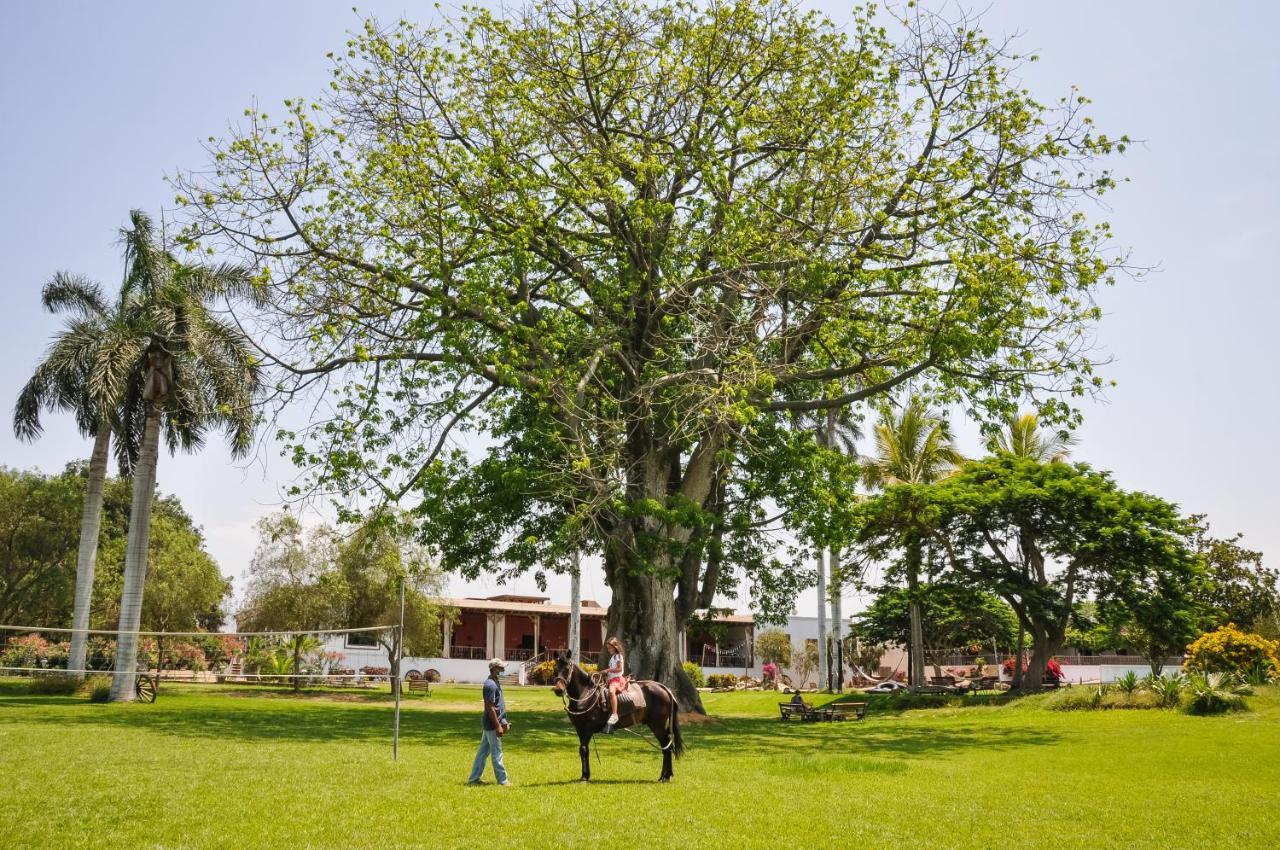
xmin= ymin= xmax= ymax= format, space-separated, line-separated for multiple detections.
xmin=790 ymin=641 xmax=819 ymax=689
xmin=988 ymin=411 xmax=1077 ymax=463
xmin=851 ymin=582 xmax=1018 ymax=678
xmin=754 ymin=628 xmax=793 ymax=669
xmin=1188 ymin=517 xmax=1279 ymax=632
xmin=238 ymin=513 xmax=347 ymax=692
xmin=336 ymin=520 xmax=449 ymax=696
xmin=0 ymin=468 xmax=82 ymax=627
xmin=857 ymin=455 xmax=1203 ymax=693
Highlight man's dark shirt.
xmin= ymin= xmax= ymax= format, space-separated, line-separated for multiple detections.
xmin=482 ymin=677 xmax=507 ymax=731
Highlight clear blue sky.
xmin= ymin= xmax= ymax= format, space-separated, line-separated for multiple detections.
xmin=2 ymin=2 xmax=1277 ymax=617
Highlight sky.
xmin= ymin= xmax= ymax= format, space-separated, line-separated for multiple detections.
xmin=2 ymin=1 xmax=1277 ymax=621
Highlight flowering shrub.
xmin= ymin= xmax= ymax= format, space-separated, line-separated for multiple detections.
xmin=0 ymin=636 xmax=76 ymax=671
xmin=761 ymin=662 xmax=778 ymax=682
xmin=1001 ymin=656 xmax=1063 ymax=680
xmin=1185 ymin=624 xmax=1280 ymax=678
xmin=529 ymin=660 xmax=556 ymax=685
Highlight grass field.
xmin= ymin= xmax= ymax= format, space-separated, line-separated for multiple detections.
xmin=1 ymin=678 xmax=1277 ymax=849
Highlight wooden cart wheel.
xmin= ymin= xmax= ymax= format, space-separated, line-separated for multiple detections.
xmin=135 ymin=674 xmax=157 ymax=703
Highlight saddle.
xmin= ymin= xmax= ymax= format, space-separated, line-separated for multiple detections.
xmin=611 ymin=680 xmax=647 ymax=717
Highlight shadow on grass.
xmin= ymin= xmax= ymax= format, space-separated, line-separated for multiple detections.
xmin=0 ymin=686 xmax=1062 ymax=764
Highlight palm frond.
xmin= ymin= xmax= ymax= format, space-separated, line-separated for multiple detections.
xmin=41 ymin=272 xmax=108 ymax=319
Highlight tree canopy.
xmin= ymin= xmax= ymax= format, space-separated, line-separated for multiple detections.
xmin=179 ymin=0 xmax=1130 ymax=707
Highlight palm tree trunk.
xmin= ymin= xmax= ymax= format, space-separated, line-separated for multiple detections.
xmin=68 ymin=427 xmax=111 ymax=679
xmin=907 ymin=538 xmax=926 ymax=691
xmin=109 ymin=407 xmax=161 ymax=701
xmin=817 ymin=548 xmax=828 ymax=691
xmin=830 ymin=547 xmax=843 ymax=693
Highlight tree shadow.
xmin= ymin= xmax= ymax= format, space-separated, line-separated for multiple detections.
xmin=0 ymin=688 xmax=1061 ymax=762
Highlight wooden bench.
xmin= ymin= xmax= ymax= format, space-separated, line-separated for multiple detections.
xmin=828 ymin=701 xmax=868 ymax=721
xmin=778 ymin=701 xmax=817 ymax=721
xmin=407 ymin=677 xmax=431 ymax=695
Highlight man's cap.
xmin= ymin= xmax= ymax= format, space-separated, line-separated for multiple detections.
xmin=488 ymin=658 xmax=505 ymax=670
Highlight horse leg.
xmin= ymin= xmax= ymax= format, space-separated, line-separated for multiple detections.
xmin=578 ymin=731 xmax=592 ymax=782
xmin=651 ymin=714 xmax=673 ymax=782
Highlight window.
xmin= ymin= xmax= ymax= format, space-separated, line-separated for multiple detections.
xmin=345 ymin=632 xmax=380 ymax=649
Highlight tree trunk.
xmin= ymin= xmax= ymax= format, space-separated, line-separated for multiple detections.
xmin=1019 ymin=626 xmax=1051 ymax=694
xmin=606 ymin=561 xmax=703 ymax=713
xmin=110 ymin=407 xmax=161 ymax=701
xmin=906 ymin=539 xmax=926 ymax=691
xmin=830 ymin=548 xmax=843 ymax=693
xmin=1011 ymin=625 xmax=1025 ymax=690
xmin=568 ymin=551 xmax=581 ymax=659
xmin=817 ymin=547 xmax=828 ymax=691
xmin=69 ymin=427 xmax=111 ymax=679
xmin=293 ymin=641 xmax=303 ymax=693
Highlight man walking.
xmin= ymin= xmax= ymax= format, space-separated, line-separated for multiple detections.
xmin=467 ymin=658 xmax=511 ymax=786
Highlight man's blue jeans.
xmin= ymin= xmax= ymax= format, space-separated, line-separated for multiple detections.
xmin=468 ymin=729 xmax=508 ymax=784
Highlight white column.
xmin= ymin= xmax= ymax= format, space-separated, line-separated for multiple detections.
xmin=532 ymin=615 xmax=541 ymax=658
xmin=569 ymin=551 xmax=581 ymax=659
xmin=494 ymin=615 xmax=506 ymax=660
xmin=817 ymin=548 xmax=828 ymax=690
xmin=831 ymin=548 xmax=843 ymax=692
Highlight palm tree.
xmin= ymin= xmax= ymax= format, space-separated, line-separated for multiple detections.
xmin=13 ymin=274 xmax=139 ymax=678
xmin=861 ymin=396 xmax=965 ymax=691
xmin=989 ymin=412 xmax=1076 ymax=462
xmin=810 ymin=408 xmax=860 ymax=691
xmin=106 ymin=210 xmax=262 ymax=701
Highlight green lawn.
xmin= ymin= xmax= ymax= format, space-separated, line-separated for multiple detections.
xmin=1 ymin=679 xmax=1277 ymax=849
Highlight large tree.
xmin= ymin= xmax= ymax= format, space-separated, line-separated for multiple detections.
xmin=107 ymin=212 xmax=261 ymax=701
xmin=179 ymin=1 xmax=1129 ymax=709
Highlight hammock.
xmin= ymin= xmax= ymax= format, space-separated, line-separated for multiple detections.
xmin=849 ymin=655 xmax=905 ymax=685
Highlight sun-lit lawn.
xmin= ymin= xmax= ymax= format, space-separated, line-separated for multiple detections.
xmin=1 ymin=678 xmax=1277 ymax=849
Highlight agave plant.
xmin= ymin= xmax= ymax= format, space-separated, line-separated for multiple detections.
xmin=1185 ymin=671 xmax=1250 ymax=715
xmin=1114 ymin=671 xmax=1141 ymax=694
xmin=1144 ymin=672 xmax=1185 ymax=708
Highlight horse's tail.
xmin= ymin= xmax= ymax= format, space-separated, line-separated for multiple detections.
xmin=666 ymin=684 xmax=684 ymax=758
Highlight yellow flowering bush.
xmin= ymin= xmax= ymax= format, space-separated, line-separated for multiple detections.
xmin=1185 ymin=624 xmax=1280 ymax=678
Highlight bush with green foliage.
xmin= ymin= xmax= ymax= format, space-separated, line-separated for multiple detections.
xmin=754 ymin=629 xmax=792 ymax=668
xmin=707 ymin=674 xmax=738 ymax=689
xmin=1183 ymin=671 xmax=1250 ymax=715
xmin=1099 ymin=689 xmax=1160 ymax=710
xmin=1185 ymin=624 xmax=1280 ymax=678
xmin=1045 ymin=686 xmax=1105 ymax=711
xmin=26 ymin=673 xmax=81 ymax=695
xmin=87 ymin=676 xmax=112 ymax=703
xmin=1113 ymin=671 xmax=1141 ymax=694
xmin=682 ymin=661 xmax=705 ymax=688
xmin=1144 ymin=673 xmax=1186 ymax=708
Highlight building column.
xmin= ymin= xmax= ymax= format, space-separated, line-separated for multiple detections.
xmin=485 ymin=613 xmax=501 ymax=659
xmin=493 ymin=614 xmax=506 ymax=660
xmin=532 ymin=615 xmax=541 ymax=658
xmin=442 ymin=617 xmax=453 ymax=659
xmin=599 ymin=620 xmax=607 ymax=649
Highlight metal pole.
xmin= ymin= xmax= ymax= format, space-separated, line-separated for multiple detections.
xmin=394 ymin=579 xmax=405 ymax=761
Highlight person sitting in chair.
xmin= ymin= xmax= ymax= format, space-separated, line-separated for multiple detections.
xmin=789 ymin=690 xmax=806 ymax=707
xmin=605 ymin=636 xmax=626 ymax=731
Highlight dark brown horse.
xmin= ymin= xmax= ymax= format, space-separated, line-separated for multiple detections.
xmin=551 ymin=651 xmax=684 ymax=782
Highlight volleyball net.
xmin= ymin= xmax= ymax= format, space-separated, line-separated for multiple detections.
xmin=0 ymin=622 xmax=401 ymax=684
